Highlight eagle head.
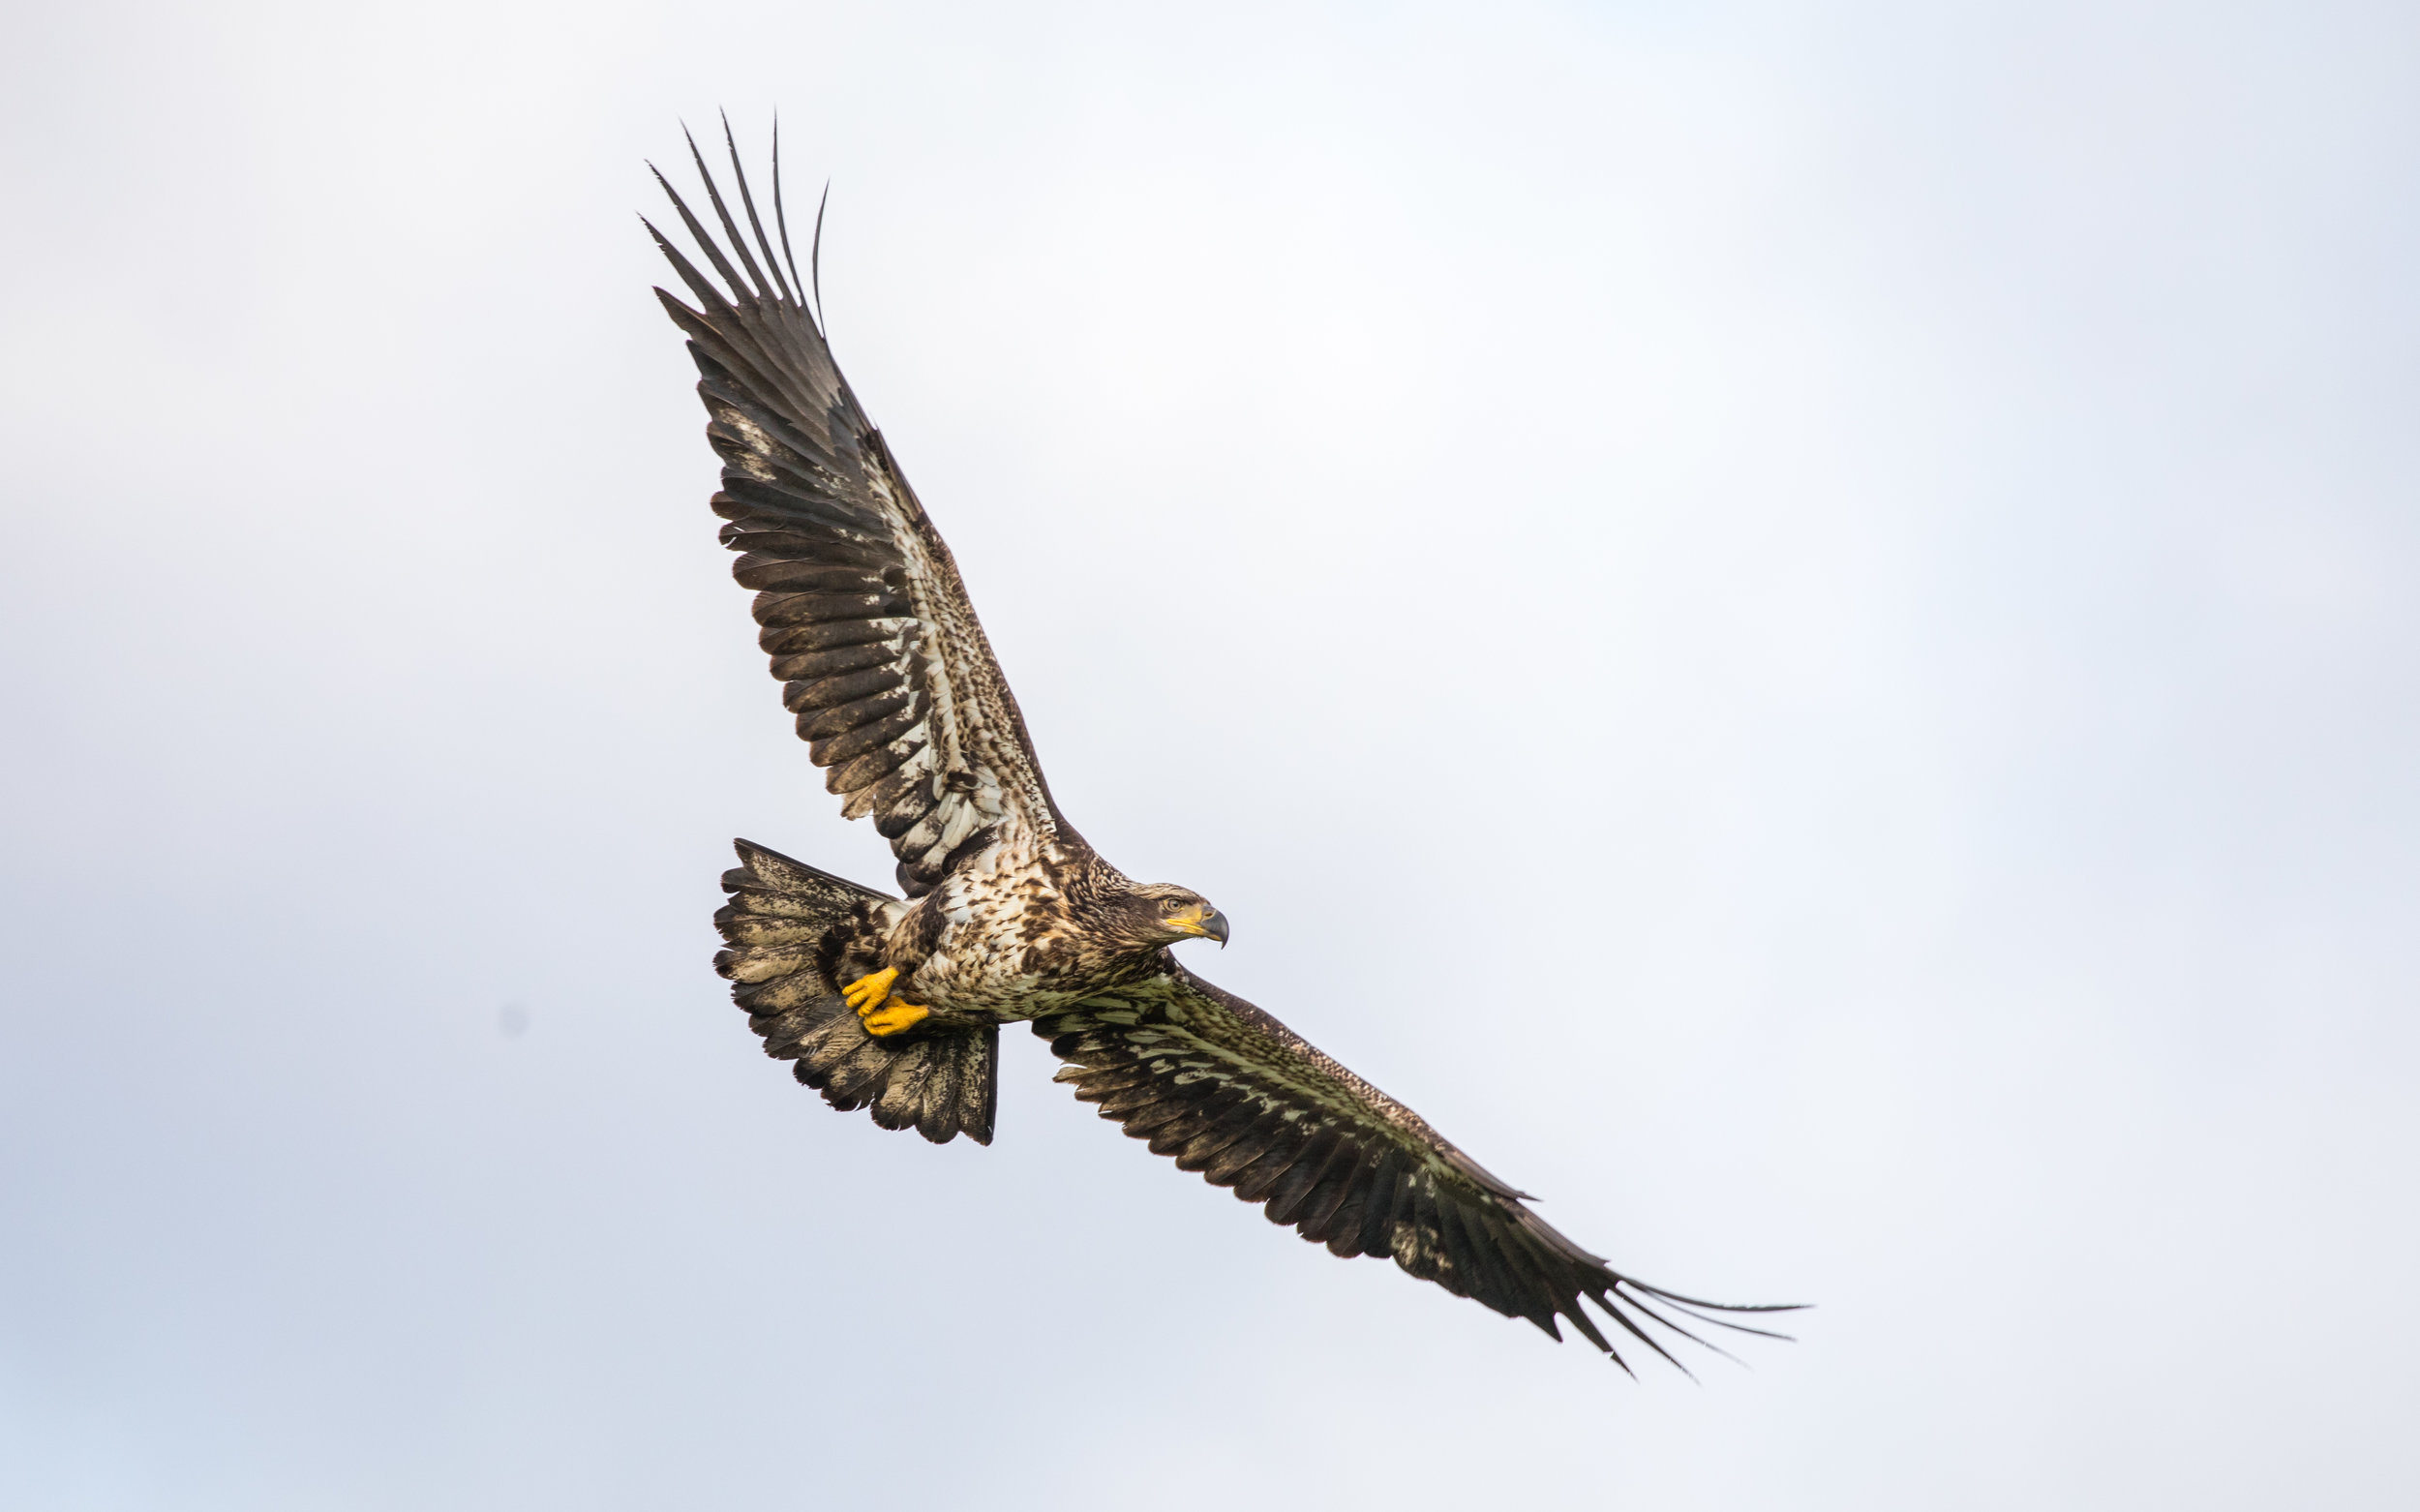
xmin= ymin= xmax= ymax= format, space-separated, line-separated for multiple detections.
xmin=1112 ymin=883 xmax=1230 ymax=951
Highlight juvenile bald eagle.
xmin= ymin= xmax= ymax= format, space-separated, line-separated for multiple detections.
xmin=648 ymin=129 xmax=1796 ymax=1372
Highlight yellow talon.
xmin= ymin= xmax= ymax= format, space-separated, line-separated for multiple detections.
xmin=841 ymin=967 xmax=898 ymax=1013
xmin=860 ymin=1001 xmax=930 ymax=1037
xmin=841 ymin=967 xmax=926 ymax=1036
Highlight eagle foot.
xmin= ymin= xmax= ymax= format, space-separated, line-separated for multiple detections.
xmin=859 ymin=1000 xmax=931 ymax=1037
xmin=840 ymin=968 xmax=929 ymax=1037
xmin=841 ymin=967 xmax=898 ymax=1012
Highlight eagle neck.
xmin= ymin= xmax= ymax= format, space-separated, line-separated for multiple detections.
xmin=1056 ymin=847 xmax=1131 ymax=911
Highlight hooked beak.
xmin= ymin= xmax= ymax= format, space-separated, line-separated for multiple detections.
xmin=1170 ymin=904 xmax=1230 ymax=947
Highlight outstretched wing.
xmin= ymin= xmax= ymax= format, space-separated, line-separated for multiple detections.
xmin=1036 ymin=971 xmax=1798 ymax=1371
xmin=649 ymin=127 xmax=1072 ymax=896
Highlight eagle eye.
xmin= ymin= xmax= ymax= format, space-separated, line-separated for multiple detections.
xmin=1160 ymin=897 xmax=1185 ymax=914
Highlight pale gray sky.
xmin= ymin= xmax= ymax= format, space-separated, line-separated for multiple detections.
xmin=4 ymin=2 xmax=2416 ymax=1508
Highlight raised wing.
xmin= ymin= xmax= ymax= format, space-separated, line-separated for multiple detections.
xmin=649 ymin=128 xmax=1071 ymax=896
xmin=1037 ymin=971 xmax=1797 ymax=1371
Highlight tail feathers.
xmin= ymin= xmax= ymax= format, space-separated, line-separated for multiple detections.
xmin=714 ymin=838 xmax=999 ymax=1146
xmin=764 ymin=994 xmax=999 ymax=1145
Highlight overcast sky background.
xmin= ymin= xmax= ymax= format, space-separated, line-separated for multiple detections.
xmin=3 ymin=1 xmax=2416 ymax=1507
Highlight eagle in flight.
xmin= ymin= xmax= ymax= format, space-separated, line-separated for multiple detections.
xmin=647 ymin=127 xmax=1795 ymax=1373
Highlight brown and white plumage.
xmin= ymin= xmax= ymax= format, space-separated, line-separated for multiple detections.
xmin=646 ymin=136 xmax=1066 ymax=901
xmin=655 ymin=125 xmax=1797 ymax=1372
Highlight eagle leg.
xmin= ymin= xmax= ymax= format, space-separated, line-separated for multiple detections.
xmin=841 ymin=967 xmax=931 ymax=1037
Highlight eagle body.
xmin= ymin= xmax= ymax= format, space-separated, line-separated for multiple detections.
xmin=654 ymin=129 xmax=1795 ymax=1372
xmin=874 ymin=837 xmax=1195 ymax=1023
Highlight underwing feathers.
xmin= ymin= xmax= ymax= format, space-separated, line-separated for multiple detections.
xmin=1035 ymin=970 xmax=1797 ymax=1365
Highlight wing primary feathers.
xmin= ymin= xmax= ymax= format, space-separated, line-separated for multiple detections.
xmin=810 ymin=180 xmax=830 ymax=343
xmin=770 ymin=117 xmax=811 ymax=322
xmin=1629 ymin=1280 xmax=1810 ymax=1322
xmin=720 ymin=109 xmax=796 ymax=306
xmin=1475 ymin=1220 xmax=1551 ymax=1329
xmin=1593 ymin=1290 xmax=1703 ymax=1378
xmin=1494 ymin=1230 xmax=1579 ymax=1341
xmin=682 ymin=122 xmax=775 ymax=302
xmin=1557 ymin=1289 xmax=1619 ymax=1354
xmin=642 ymin=217 xmax=737 ymax=319
xmin=1627 ymin=1287 xmax=1803 ymax=1342
xmin=1565 ymin=1314 xmax=1616 ymax=1357
xmin=647 ymin=167 xmax=750 ymax=305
